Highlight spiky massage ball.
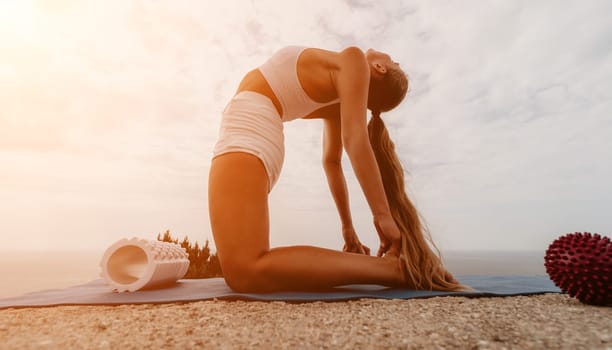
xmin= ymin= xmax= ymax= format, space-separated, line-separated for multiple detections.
xmin=545 ymin=232 xmax=611 ymax=305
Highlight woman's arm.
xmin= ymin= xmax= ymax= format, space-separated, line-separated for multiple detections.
xmin=322 ymin=116 xmax=370 ymax=255
xmin=335 ymin=47 xmax=401 ymax=256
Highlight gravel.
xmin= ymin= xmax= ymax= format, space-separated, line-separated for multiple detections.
xmin=1 ymin=294 xmax=610 ymax=349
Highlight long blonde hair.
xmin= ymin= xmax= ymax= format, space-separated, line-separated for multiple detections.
xmin=368 ymin=65 xmax=464 ymax=291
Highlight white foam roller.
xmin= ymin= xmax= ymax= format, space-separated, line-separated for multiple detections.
xmin=100 ymin=238 xmax=190 ymax=292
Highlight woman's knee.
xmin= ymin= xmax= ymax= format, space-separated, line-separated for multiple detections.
xmin=221 ymin=256 xmax=265 ymax=293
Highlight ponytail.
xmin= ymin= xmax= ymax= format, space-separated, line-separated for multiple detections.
xmin=368 ymin=111 xmax=464 ymax=291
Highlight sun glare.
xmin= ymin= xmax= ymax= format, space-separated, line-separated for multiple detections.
xmin=0 ymin=0 xmax=37 ymax=38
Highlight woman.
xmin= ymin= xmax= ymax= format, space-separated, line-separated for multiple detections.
xmin=209 ymin=46 xmax=462 ymax=292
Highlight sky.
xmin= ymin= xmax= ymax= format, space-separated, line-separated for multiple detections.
xmin=1 ymin=0 xmax=610 ymax=254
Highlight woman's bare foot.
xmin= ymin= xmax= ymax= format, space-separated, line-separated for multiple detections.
xmin=383 ymin=251 xmax=468 ymax=291
xmin=382 ymin=252 xmax=411 ymax=288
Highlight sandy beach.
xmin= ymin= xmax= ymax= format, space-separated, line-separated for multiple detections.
xmin=1 ymin=293 xmax=610 ymax=350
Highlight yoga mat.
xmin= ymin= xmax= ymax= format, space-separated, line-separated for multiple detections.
xmin=0 ymin=275 xmax=560 ymax=310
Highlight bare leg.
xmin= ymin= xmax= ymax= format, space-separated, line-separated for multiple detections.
xmin=209 ymin=152 xmax=403 ymax=292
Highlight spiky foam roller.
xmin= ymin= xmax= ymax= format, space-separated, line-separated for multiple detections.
xmin=544 ymin=232 xmax=611 ymax=305
xmin=100 ymin=238 xmax=190 ymax=292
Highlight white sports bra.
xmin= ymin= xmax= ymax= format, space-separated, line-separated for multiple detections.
xmin=258 ymin=46 xmax=339 ymax=121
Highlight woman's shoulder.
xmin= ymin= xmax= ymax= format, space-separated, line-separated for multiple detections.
xmin=338 ymin=46 xmax=365 ymax=57
xmin=300 ymin=46 xmax=366 ymax=69
xmin=303 ymin=46 xmax=364 ymax=57
xmin=336 ymin=47 xmax=368 ymax=72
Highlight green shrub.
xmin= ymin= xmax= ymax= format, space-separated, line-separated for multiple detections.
xmin=156 ymin=230 xmax=223 ymax=278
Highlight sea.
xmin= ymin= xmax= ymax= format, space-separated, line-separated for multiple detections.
xmin=0 ymin=250 xmax=547 ymax=299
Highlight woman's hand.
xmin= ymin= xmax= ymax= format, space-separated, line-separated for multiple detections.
xmin=373 ymin=214 xmax=402 ymax=257
xmin=342 ymin=227 xmax=371 ymax=255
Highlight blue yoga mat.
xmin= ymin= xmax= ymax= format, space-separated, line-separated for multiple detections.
xmin=0 ymin=275 xmax=560 ymax=309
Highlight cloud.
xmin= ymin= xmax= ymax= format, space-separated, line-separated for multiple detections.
xmin=0 ymin=0 xmax=610 ymax=252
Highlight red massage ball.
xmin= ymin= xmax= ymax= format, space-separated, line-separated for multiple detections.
xmin=545 ymin=232 xmax=611 ymax=305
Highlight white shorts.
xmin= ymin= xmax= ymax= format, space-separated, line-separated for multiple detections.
xmin=212 ymin=91 xmax=284 ymax=191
